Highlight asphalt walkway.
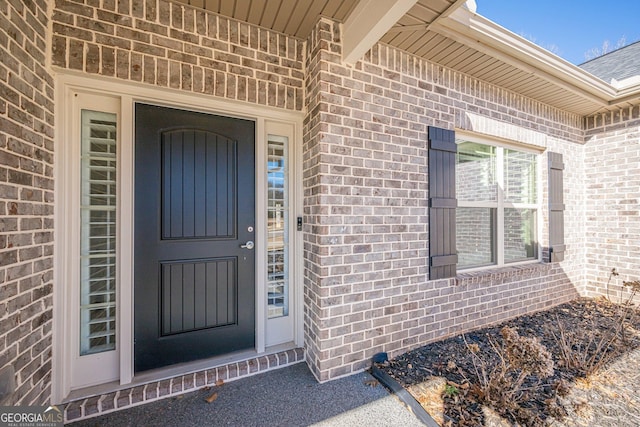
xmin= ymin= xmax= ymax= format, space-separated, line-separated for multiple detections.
xmin=68 ymin=362 xmax=424 ymax=426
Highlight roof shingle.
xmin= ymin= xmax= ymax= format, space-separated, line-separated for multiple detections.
xmin=579 ymin=40 xmax=640 ymax=83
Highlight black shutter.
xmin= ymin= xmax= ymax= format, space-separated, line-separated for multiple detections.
xmin=428 ymin=126 xmax=457 ymax=279
xmin=548 ymin=152 xmax=565 ymax=262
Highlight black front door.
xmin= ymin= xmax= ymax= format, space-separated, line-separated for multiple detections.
xmin=134 ymin=104 xmax=255 ymax=372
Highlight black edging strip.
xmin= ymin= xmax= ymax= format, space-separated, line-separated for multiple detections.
xmin=370 ymin=364 xmax=440 ymax=427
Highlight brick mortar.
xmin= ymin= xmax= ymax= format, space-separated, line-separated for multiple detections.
xmin=456 ymin=262 xmax=552 ymax=287
xmin=1 ymin=0 xmax=55 ymax=406
xmin=363 ymin=41 xmax=583 ymax=142
xmin=584 ymin=105 xmax=640 ymax=131
xmin=51 ymin=0 xmax=305 ymax=111
xmin=583 ymin=111 xmax=640 ymax=304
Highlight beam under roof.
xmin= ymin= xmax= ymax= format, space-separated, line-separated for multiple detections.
xmin=342 ymin=0 xmax=419 ymax=64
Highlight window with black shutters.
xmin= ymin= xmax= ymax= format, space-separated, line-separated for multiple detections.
xmin=428 ymin=129 xmax=564 ymax=277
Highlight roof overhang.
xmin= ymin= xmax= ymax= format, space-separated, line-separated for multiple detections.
xmin=430 ymin=7 xmax=640 ymax=115
xmin=434 ymin=9 xmax=614 ymax=103
xmin=172 ymin=0 xmax=640 ymax=116
xmin=384 ymin=4 xmax=640 ymax=116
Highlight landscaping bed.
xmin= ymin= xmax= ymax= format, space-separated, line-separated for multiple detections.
xmin=375 ymin=295 xmax=640 ymax=426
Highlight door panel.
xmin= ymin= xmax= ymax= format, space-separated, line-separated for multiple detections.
xmin=160 ymin=258 xmax=236 ymax=335
xmin=161 ymin=130 xmax=237 ymax=239
xmin=134 ymin=104 xmax=255 ymax=372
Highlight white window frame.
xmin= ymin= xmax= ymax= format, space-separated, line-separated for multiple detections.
xmin=263 ymin=122 xmax=298 ymax=346
xmin=55 ymin=94 xmax=122 ymax=392
xmin=53 ymin=74 xmax=304 ymax=403
xmin=456 ymin=132 xmax=543 ymax=272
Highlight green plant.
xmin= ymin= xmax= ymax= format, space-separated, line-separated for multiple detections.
xmin=443 ymin=384 xmax=459 ymax=397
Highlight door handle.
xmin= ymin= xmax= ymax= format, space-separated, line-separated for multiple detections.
xmin=240 ymin=241 xmax=254 ymax=250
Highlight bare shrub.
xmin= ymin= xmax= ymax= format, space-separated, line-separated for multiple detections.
xmin=553 ymin=272 xmax=640 ymax=376
xmin=551 ymin=314 xmax=619 ymax=376
xmin=464 ymin=327 xmax=555 ymax=426
xmin=501 ymin=327 xmax=554 ymax=378
xmin=606 ymin=268 xmax=640 ymax=309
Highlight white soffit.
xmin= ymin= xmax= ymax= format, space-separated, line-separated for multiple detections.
xmin=173 ymin=0 xmax=359 ymax=38
xmin=429 ymin=7 xmax=640 ymax=114
xmin=174 ymin=0 xmax=467 ymax=62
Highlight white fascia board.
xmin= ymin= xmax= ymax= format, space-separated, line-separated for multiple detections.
xmin=612 ymin=76 xmax=640 ymax=89
xmin=612 ymin=81 xmax=640 ymax=106
xmin=342 ymin=0 xmax=419 ymax=64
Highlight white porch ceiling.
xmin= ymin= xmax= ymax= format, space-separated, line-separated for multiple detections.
xmin=173 ymin=0 xmax=461 ymax=39
xmin=173 ymin=0 xmax=639 ymax=116
xmin=173 ymin=0 xmax=360 ymax=38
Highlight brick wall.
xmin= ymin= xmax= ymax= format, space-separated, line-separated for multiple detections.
xmin=52 ymin=0 xmax=304 ymax=110
xmin=584 ymin=107 xmax=640 ymax=304
xmin=302 ymin=17 xmax=584 ymax=381
xmin=0 ymin=0 xmax=55 ymax=405
xmin=301 ymin=17 xmax=329 ymax=382
xmin=50 ymin=0 xmax=590 ymax=386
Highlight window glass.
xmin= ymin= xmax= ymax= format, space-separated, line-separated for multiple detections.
xmin=457 ymin=207 xmax=497 ymax=269
xmin=456 ymin=138 xmax=539 ymax=270
xmin=504 ymin=149 xmax=537 ymax=204
xmin=267 ymin=135 xmax=288 ymax=318
xmin=504 ymin=208 xmax=538 ymax=263
xmin=456 ymin=141 xmax=497 ymax=202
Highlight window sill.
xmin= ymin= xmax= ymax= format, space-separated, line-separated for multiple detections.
xmin=455 ymin=262 xmax=551 ymax=287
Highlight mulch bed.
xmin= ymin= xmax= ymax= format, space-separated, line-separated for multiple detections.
xmin=375 ymin=297 xmax=640 ymax=426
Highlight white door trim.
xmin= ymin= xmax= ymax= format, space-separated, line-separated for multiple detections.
xmin=52 ymin=72 xmax=304 ymax=403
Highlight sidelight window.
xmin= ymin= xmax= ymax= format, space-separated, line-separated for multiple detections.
xmin=79 ymin=110 xmax=117 ymax=355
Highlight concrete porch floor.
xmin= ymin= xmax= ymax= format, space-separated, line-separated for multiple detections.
xmin=67 ymin=362 xmax=424 ymax=426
